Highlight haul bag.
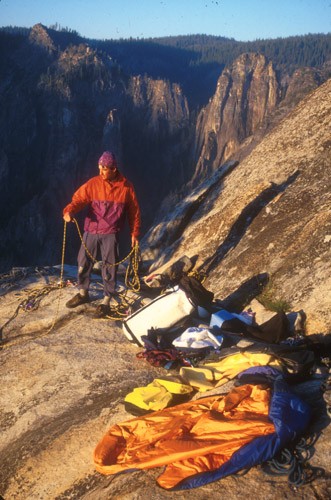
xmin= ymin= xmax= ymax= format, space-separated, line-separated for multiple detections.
xmin=122 ymin=286 xmax=195 ymax=347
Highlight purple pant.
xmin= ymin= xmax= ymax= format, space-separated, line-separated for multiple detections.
xmin=77 ymin=232 xmax=119 ymax=296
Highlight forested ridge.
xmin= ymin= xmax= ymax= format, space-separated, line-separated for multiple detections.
xmin=1 ymin=26 xmax=330 ymax=106
xmin=2 ymin=27 xmax=330 ymax=69
xmin=150 ymin=33 xmax=331 ymax=68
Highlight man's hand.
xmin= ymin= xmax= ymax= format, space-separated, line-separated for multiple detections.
xmin=131 ymin=235 xmax=139 ymax=247
xmin=63 ymin=212 xmax=73 ymax=223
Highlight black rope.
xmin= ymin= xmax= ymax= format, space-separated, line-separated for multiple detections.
xmin=260 ymin=432 xmax=324 ymax=488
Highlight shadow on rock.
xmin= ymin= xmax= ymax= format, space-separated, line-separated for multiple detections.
xmin=213 ymin=272 xmax=269 ymax=312
xmin=202 ymin=170 xmax=300 ymax=274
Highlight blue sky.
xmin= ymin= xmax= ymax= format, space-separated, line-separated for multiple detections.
xmin=0 ymin=0 xmax=330 ymax=41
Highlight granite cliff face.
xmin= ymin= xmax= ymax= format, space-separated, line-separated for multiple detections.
xmin=191 ymin=54 xmax=328 ymax=185
xmin=193 ymin=53 xmax=279 ymax=181
xmin=142 ymin=79 xmax=331 ymax=334
xmin=119 ymin=74 xmax=191 ymax=219
xmin=28 ymin=22 xmax=57 ymax=54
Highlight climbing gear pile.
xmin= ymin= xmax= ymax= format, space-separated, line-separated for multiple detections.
xmin=0 ymin=276 xmax=68 ymax=348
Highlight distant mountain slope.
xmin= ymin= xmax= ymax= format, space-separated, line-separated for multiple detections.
xmin=93 ymin=32 xmax=331 ymax=107
xmin=2 ymin=27 xmax=330 ymax=107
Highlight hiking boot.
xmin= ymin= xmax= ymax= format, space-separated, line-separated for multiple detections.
xmin=93 ymin=304 xmax=110 ymax=318
xmin=66 ymin=293 xmax=89 ymax=308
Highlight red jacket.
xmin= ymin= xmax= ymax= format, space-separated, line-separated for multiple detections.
xmin=63 ymin=173 xmax=141 ymax=237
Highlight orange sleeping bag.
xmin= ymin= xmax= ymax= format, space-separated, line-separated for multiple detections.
xmin=94 ymin=384 xmax=275 ymax=489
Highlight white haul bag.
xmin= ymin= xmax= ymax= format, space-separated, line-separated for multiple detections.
xmin=122 ymin=286 xmax=195 ymax=347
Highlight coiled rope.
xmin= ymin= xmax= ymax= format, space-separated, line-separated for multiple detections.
xmin=0 ymin=221 xmax=68 ymax=349
xmin=260 ymin=433 xmax=324 ymax=488
xmin=0 ymin=219 xmax=141 ymax=348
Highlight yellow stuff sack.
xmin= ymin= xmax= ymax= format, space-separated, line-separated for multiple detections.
xmin=124 ymin=376 xmax=194 ymax=416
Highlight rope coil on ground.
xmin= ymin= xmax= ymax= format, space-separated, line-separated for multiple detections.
xmin=0 ymin=219 xmax=142 ymax=348
xmin=261 ymin=433 xmax=323 ymax=488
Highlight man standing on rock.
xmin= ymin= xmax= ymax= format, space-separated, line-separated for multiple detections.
xmin=63 ymin=151 xmax=141 ymax=317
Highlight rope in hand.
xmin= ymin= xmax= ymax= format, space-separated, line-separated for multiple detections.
xmin=72 ymin=217 xmax=140 ymax=284
xmin=125 ymin=243 xmax=141 ymax=292
xmin=72 ymin=216 xmax=141 ymax=318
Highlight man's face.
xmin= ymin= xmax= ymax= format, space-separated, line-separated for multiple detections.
xmin=99 ymin=164 xmax=117 ymax=181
